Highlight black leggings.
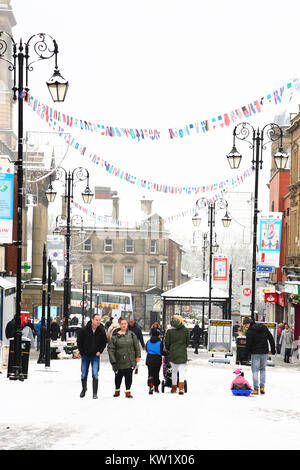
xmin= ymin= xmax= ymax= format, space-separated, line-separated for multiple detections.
xmin=147 ymin=355 xmax=162 ymax=386
xmin=115 ymin=368 xmax=133 ymax=390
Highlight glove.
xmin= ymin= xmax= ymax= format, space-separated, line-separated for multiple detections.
xmin=112 ymin=364 xmax=117 ymax=372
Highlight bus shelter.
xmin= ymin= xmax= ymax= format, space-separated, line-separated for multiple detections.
xmin=161 ymin=277 xmax=230 ymax=333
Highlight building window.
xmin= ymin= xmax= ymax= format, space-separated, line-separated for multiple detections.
xmin=150 ymin=240 xmax=157 ymax=254
xmin=82 ymin=265 xmax=92 ymax=283
xmin=124 ymin=266 xmax=134 ymax=285
xmin=104 ymin=238 xmax=113 ymax=252
xmin=84 ymin=238 xmax=92 ymax=251
xmin=149 ymin=266 xmax=157 ymax=285
xmin=125 ymin=239 xmax=134 ymax=253
xmin=103 ymin=265 xmax=113 ymax=284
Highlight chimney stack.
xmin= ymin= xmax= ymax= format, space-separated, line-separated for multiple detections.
xmin=140 ymin=196 xmax=153 ymax=216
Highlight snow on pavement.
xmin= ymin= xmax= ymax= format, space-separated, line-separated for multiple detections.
xmin=1 ymin=347 xmax=300 ymax=450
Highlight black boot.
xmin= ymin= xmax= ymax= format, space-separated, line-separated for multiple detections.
xmin=80 ymin=379 xmax=87 ymax=398
xmin=93 ymin=379 xmax=98 ymax=399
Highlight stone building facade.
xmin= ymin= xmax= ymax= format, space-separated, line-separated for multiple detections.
xmin=69 ymin=197 xmax=183 ymax=329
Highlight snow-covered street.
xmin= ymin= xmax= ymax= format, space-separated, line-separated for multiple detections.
xmin=1 ymin=343 xmax=300 ymax=451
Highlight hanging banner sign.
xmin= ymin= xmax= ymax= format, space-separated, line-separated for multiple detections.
xmin=0 ymin=162 xmax=14 ymax=244
xmin=213 ymin=257 xmax=228 ymax=282
xmin=258 ymin=212 xmax=282 ymax=268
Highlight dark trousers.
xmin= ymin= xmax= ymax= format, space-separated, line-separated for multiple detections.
xmin=147 ymin=355 xmax=162 ymax=387
xmin=284 ymin=348 xmax=292 ymax=363
xmin=115 ymin=368 xmax=133 ymax=390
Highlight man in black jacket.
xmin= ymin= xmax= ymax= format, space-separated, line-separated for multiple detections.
xmin=243 ymin=317 xmax=276 ymax=395
xmin=128 ymin=318 xmax=145 ymax=350
xmin=77 ymin=313 xmax=107 ymax=399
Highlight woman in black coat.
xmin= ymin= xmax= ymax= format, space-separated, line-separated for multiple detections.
xmin=50 ymin=319 xmax=61 ymax=341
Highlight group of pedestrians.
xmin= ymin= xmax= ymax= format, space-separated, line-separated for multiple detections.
xmin=5 ymin=315 xmax=62 ymax=351
xmin=77 ymin=313 xmax=190 ymax=399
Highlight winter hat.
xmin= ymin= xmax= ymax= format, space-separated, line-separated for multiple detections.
xmin=111 ymin=318 xmax=119 ymax=328
xmin=233 ymin=368 xmax=242 ymax=375
xmin=171 ymin=315 xmax=184 ymax=325
xmin=152 ymin=329 xmax=161 ymax=337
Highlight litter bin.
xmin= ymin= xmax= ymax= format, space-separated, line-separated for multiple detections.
xmin=235 ymin=336 xmax=250 ymax=365
xmin=7 ymin=337 xmax=31 ymax=379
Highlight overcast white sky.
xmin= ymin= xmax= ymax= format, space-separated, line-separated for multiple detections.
xmin=9 ymin=0 xmax=300 ymax=243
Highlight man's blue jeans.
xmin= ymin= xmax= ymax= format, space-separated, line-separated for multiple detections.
xmin=251 ymin=354 xmax=268 ymax=390
xmin=81 ymin=355 xmax=100 ymax=380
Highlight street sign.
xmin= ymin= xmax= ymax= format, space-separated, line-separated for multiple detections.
xmin=256 ymin=265 xmax=275 ymax=273
xmin=240 ymin=286 xmax=251 ymax=315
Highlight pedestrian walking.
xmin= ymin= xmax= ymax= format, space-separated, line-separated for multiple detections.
xmin=77 ymin=313 xmax=107 ymax=399
xmin=164 ymin=315 xmax=190 ymax=395
xmin=5 ymin=314 xmax=15 ymax=340
xmin=277 ymin=322 xmax=284 ymax=354
xmin=243 ymin=317 xmax=276 ymax=395
xmin=279 ymin=323 xmax=294 ymax=363
xmin=106 ymin=317 xmax=120 ymax=344
xmin=232 ymin=321 xmax=240 ymax=341
xmin=105 ymin=316 xmax=113 ymax=331
xmin=190 ymin=322 xmax=201 ymax=354
xmin=35 ymin=319 xmax=42 ymax=350
xmin=128 ymin=318 xmax=146 ymax=350
xmin=22 ymin=320 xmax=35 ymax=349
xmin=50 ymin=318 xmax=61 ymax=341
xmin=149 ymin=322 xmax=161 ymax=337
xmin=146 ymin=329 xmax=163 ymax=394
xmin=108 ymin=317 xmax=141 ymax=398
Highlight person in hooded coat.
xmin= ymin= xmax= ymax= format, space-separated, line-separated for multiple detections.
xmin=243 ymin=317 xmax=275 ymax=395
xmin=146 ymin=329 xmax=164 ymax=394
xmin=164 ymin=315 xmax=190 ymax=395
xmin=190 ymin=322 xmax=201 ymax=354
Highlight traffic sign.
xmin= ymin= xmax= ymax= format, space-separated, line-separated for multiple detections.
xmin=256 ymin=265 xmax=275 ymax=273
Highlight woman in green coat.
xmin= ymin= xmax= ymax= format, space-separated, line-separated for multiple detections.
xmin=108 ymin=317 xmax=141 ymax=398
xmin=165 ymin=315 xmax=190 ymax=395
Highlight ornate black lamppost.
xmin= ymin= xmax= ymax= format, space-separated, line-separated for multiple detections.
xmin=226 ymin=122 xmax=288 ymax=320
xmin=192 ymin=197 xmax=231 ymax=320
xmin=46 ymin=167 xmax=93 ymax=340
xmin=0 ymin=32 xmax=68 ymax=381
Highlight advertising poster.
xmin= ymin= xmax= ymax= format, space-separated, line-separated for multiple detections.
xmin=258 ymin=212 xmax=282 ymax=268
xmin=208 ymin=319 xmax=232 ymax=353
xmin=213 ymin=257 xmax=228 ymax=282
xmin=0 ymin=162 xmax=14 ymax=244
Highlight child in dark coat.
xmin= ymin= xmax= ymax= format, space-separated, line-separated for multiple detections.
xmin=146 ymin=330 xmax=164 ymax=394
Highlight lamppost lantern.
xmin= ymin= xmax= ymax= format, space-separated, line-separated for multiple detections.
xmin=47 ymin=68 xmax=69 ymax=103
xmin=81 ymin=186 xmax=94 ymax=204
xmin=221 ymin=211 xmax=232 ymax=228
xmin=274 ymin=145 xmax=289 ymax=170
xmin=226 ymin=145 xmax=242 ymax=169
xmin=45 ymin=183 xmax=57 ymax=203
xmin=212 ymin=241 xmax=219 ymax=254
xmin=192 ymin=213 xmax=201 ymax=227
xmin=53 ymin=226 xmax=61 ymax=235
xmin=46 ymin=40 xmax=68 ymax=102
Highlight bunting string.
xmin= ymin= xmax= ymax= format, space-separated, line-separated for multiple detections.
xmin=71 ymin=168 xmax=253 ymax=228
xmin=22 ymin=79 xmax=297 ymax=142
xmin=24 ymin=92 xmax=255 ymax=196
